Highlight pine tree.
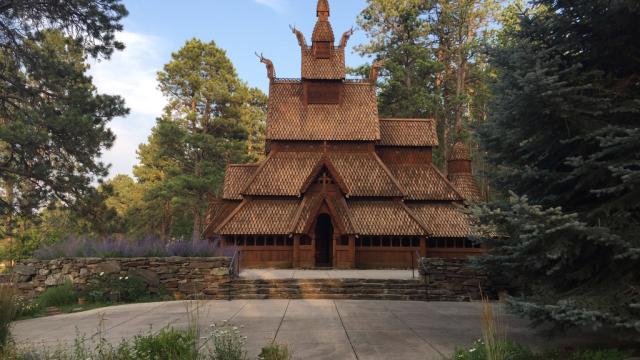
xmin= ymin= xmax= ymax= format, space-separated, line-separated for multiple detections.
xmin=134 ymin=39 xmax=267 ymax=241
xmin=475 ymin=0 xmax=640 ymax=334
xmin=0 ymin=0 xmax=128 ymax=234
xmin=356 ymin=0 xmax=497 ymax=167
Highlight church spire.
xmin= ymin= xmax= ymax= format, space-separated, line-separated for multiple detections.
xmin=312 ymin=0 xmax=334 ymax=59
xmin=317 ymin=0 xmax=330 ymax=19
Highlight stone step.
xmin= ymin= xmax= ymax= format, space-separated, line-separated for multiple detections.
xmin=215 ymin=288 xmax=426 ymax=293
xmin=209 ymin=277 xmax=428 ymax=301
xmin=219 ymin=284 xmax=425 ymax=291
xmin=206 ymin=293 xmax=427 ymax=301
xmin=233 ymin=279 xmax=422 ymax=285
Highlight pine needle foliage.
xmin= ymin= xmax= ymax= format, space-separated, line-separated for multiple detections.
xmin=473 ymin=0 xmax=640 ymax=336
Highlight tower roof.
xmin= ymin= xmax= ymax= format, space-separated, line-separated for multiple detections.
xmin=317 ymin=0 xmax=330 ymax=16
xmin=312 ymin=0 xmax=334 ymax=43
xmin=312 ymin=20 xmax=335 ymax=43
xmin=450 ymin=141 xmax=472 ymax=161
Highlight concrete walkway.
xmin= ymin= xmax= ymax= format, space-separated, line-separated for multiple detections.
xmin=13 ymin=300 xmax=598 ymax=360
xmin=239 ymin=269 xmax=418 ymax=280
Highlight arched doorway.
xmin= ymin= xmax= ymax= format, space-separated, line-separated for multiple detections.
xmin=314 ymin=213 xmax=333 ymax=267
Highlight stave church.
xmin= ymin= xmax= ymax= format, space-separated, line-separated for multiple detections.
xmin=205 ymin=0 xmax=483 ymax=269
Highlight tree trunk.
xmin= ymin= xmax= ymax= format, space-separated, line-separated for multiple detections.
xmin=192 ymin=208 xmax=202 ymax=243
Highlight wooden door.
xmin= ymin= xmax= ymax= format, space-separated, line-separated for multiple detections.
xmin=314 ymin=214 xmax=333 ymax=267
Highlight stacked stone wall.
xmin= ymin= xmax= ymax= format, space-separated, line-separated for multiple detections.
xmin=2 ymin=257 xmax=231 ymax=299
xmin=421 ymin=258 xmax=488 ymax=301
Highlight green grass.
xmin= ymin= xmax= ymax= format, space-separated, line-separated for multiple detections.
xmin=0 ymin=284 xmax=17 ymax=352
xmin=36 ymin=280 xmax=77 ymax=307
xmin=259 ymin=343 xmax=292 ymax=360
xmin=15 ymin=293 xmax=171 ymax=321
xmin=451 ymin=341 xmax=632 ymax=360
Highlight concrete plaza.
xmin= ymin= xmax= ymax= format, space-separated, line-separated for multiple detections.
xmin=12 ymin=300 xmax=598 ymax=360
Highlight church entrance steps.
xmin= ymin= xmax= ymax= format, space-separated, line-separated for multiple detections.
xmin=204 ymin=278 xmax=430 ymax=301
xmin=237 ymin=268 xmax=417 ymax=280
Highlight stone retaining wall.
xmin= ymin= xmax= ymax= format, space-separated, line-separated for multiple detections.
xmin=3 ymin=257 xmax=231 ymax=299
xmin=420 ymin=258 xmax=487 ymax=301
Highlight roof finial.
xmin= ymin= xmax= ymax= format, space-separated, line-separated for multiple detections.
xmin=339 ymin=27 xmax=355 ymax=48
xmin=317 ymin=0 xmax=330 ymax=19
xmin=255 ymin=52 xmax=275 ymax=81
xmin=289 ymin=25 xmax=307 ymax=49
xmin=369 ymin=59 xmax=386 ymax=83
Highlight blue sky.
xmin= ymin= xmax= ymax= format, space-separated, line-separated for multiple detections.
xmin=92 ymin=0 xmax=370 ymax=178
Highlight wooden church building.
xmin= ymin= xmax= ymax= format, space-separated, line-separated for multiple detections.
xmin=205 ymin=0 xmax=483 ymax=269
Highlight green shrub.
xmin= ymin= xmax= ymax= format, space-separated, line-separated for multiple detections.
xmin=451 ymin=339 xmax=534 ymax=360
xmin=539 ymin=348 xmax=631 ymax=360
xmin=130 ymin=328 xmax=198 ymax=359
xmin=259 ymin=343 xmax=291 ymax=360
xmin=85 ymin=273 xmax=149 ymax=303
xmin=451 ymin=342 xmax=631 ymax=360
xmin=0 ymin=284 xmax=17 ymax=352
xmin=37 ymin=279 xmax=77 ymax=307
xmin=13 ymin=296 xmax=41 ymax=318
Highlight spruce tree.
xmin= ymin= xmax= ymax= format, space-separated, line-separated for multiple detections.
xmin=475 ymin=0 xmax=640 ymax=334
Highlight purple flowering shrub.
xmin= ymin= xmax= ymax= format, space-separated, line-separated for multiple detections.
xmin=33 ymin=236 xmax=223 ymax=260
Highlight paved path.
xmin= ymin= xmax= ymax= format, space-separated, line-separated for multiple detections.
xmin=13 ymin=300 xmax=597 ymax=360
xmin=239 ymin=269 xmax=418 ymax=280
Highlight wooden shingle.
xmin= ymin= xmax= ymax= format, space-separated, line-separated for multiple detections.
xmin=387 ymin=164 xmax=463 ymax=201
xmin=450 ymin=141 xmax=471 ymax=160
xmin=312 ymin=20 xmax=334 ymax=42
xmin=222 ymin=164 xmax=259 ymax=200
xmin=347 ymin=200 xmax=428 ymax=236
xmin=328 ymin=152 xmax=403 ymax=197
xmin=379 ymin=119 xmax=438 ymax=147
xmin=407 ymin=203 xmax=473 ymax=238
xmin=301 ymin=48 xmax=345 ymax=79
xmin=242 ymin=152 xmax=324 ymax=196
xmin=449 ymin=174 xmax=482 ymax=202
xmin=266 ymin=81 xmax=379 ymax=140
xmin=216 ymin=199 xmax=301 ymax=235
xmin=290 ymin=193 xmax=322 ymax=234
xmin=205 ymin=200 xmax=241 ymax=237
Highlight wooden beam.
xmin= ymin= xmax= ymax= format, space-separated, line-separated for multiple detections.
xmin=349 ymin=235 xmax=356 ymax=269
xmin=420 ymin=236 xmax=427 ymax=258
xmin=293 ymin=235 xmax=300 ymax=268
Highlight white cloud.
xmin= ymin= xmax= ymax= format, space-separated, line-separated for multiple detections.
xmin=255 ymin=0 xmax=288 ymax=14
xmin=89 ymin=31 xmax=167 ymax=178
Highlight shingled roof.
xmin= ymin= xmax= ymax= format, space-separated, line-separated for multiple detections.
xmin=222 ymin=164 xmax=259 ymax=200
xmin=379 ymin=119 xmax=438 ymax=147
xmin=449 ymin=174 xmax=482 ymax=202
xmin=407 ymin=203 xmax=474 ymax=238
xmin=205 ymin=200 xmax=241 ymax=237
xmin=242 ymin=152 xmax=324 ymax=197
xmin=450 ymin=141 xmax=471 ymax=160
xmin=312 ymin=21 xmax=334 ymax=43
xmin=327 ymin=152 xmax=403 ymax=197
xmin=234 ymin=151 xmax=403 ymax=198
xmin=266 ymin=81 xmax=379 ymax=141
xmin=386 ymin=164 xmax=463 ymax=201
xmin=347 ymin=200 xmax=428 ymax=236
xmin=216 ymin=199 xmax=301 ymax=235
xmin=301 ymin=48 xmax=345 ymax=79
xmin=290 ymin=194 xmax=355 ymax=235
